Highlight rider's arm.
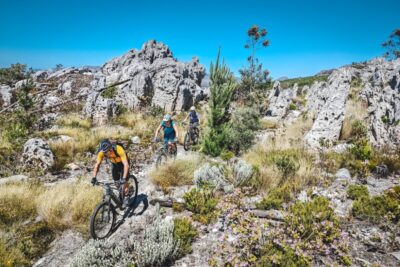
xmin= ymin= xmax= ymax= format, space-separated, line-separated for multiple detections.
xmin=116 ymin=146 xmax=129 ymax=180
xmin=155 ymin=124 xmax=162 ymax=138
xmin=93 ymin=152 xmax=104 ymax=178
xmin=173 ymin=123 xmax=179 ymax=139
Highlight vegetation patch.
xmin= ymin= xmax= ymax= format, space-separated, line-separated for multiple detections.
xmin=347 ymin=184 xmax=369 ymax=200
xmin=183 ymin=185 xmax=219 ymax=224
xmin=173 ymin=217 xmax=198 ymax=257
xmin=150 ymin=154 xmax=204 ymax=192
xmin=280 ymin=74 xmax=328 ymax=89
xmin=100 ymin=85 xmax=117 ymax=99
xmin=256 ymin=185 xmax=293 ymax=210
xmin=352 ymin=186 xmax=400 ymax=223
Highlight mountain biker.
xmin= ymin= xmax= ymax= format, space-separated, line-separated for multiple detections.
xmin=92 ymin=139 xmax=130 ymax=208
xmin=183 ymin=106 xmax=200 ymax=127
xmin=154 ymin=114 xmax=179 ymax=149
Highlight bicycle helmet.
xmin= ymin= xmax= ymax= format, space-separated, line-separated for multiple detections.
xmin=99 ymin=139 xmax=111 ymax=152
xmin=190 ymin=106 xmax=195 ymax=111
xmin=163 ymin=114 xmax=172 ymax=122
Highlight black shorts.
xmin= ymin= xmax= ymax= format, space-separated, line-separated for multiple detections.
xmin=111 ymin=162 xmax=129 ymax=181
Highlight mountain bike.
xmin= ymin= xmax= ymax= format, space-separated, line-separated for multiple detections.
xmin=153 ymin=138 xmax=177 ymax=168
xmin=89 ymin=174 xmax=138 ymax=239
xmin=183 ymin=122 xmax=200 ymax=151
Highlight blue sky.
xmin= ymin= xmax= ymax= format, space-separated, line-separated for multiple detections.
xmin=0 ymin=0 xmax=399 ymax=78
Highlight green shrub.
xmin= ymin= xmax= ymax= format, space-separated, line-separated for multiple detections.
xmin=273 ymin=153 xmax=299 ymax=178
xmin=347 ymin=185 xmax=369 ymax=200
xmin=256 ymin=186 xmax=292 ymax=210
xmin=286 ymin=196 xmax=340 ymax=243
xmin=258 ymin=241 xmax=311 ymax=267
xmin=183 ymin=186 xmax=219 ymax=224
xmin=289 ymin=102 xmax=297 ymax=110
xmin=220 ymin=150 xmax=235 ymax=161
xmin=352 ymin=186 xmax=400 ymax=223
xmin=348 ymin=138 xmax=373 ymax=160
xmin=100 ymin=85 xmax=117 ymax=99
xmin=173 ymin=217 xmax=198 ymax=256
xmin=349 ymin=120 xmax=368 ymax=142
xmin=381 ymin=115 xmax=390 ymax=124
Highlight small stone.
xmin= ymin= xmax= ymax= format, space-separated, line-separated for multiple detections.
xmin=130 ymin=136 xmax=141 ymax=144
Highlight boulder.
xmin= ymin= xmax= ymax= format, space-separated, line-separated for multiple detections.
xmin=22 ymin=138 xmax=55 ymax=171
xmin=193 ymin=163 xmax=233 ymax=192
xmin=0 ymin=84 xmax=13 ymax=108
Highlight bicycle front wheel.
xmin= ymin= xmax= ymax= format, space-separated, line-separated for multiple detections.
xmin=89 ymin=201 xmax=116 ymax=239
xmin=156 ymin=152 xmax=167 ymax=168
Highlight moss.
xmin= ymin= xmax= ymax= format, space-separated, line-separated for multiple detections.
xmin=173 ymin=217 xmax=198 ymax=256
xmin=183 ymin=186 xmax=219 ymax=224
xmin=347 ymin=185 xmax=369 ymax=200
xmin=289 ymin=102 xmax=297 ymax=110
xmin=256 ymin=186 xmax=292 ymax=210
xmin=381 ymin=115 xmax=390 ymax=124
xmin=220 ymin=150 xmax=235 ymax=161
xmin=352 ymin=186 xmax=400 ymax=223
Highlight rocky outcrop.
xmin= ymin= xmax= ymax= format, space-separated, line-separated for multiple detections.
xmin=304 ymin=68 xmax=352 ymax=147
xmin=266 ymin=81 xmax=297 ymax=118
xmin=84 ymin=40 xmax=206 ymax=124
xmin=22 ymin=138 xmax=55 ymax=171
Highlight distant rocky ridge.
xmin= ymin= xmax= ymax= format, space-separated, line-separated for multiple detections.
xmin=266 ymin=57 xmax=400 ymax=149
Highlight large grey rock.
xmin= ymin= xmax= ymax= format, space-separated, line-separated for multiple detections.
xmin=33 ymin=230 xmax=85 ymax=267
xmin=305 ymin=68 xmax=352 ymax=148
xmin=0 ymin=174 xmax=28 ymax=184
xmin=266 ymin=81 xmax=297 ymax=118
xmin=0 ymin=84 xmax=13 ymax=108
xmin=193 ymin=163 xmax=233 ymax=192
xmin=22 ymin=138 xmax=55 ymax=171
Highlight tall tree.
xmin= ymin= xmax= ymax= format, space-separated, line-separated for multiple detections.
xmin=382 ymin=28 xmax=400 ymax=60
xmin=202 ymin=49 xmax=236 ymax=157
xmin=239 ymin=25 xmax=271 ymax=94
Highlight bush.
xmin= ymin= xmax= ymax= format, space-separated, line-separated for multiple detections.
xmin=289 ymin=102 xmax=297 ymax=110
xmin=231 ymin=159 xmax=254 ymax=186
xmin=71 ymin=239 xmax=133 ymax=267
xmin=286 ymin=196 xmax=339 ymax=243
xmin=226 ymin=106 xmax=260 ymax=154
xmin=193 ymin=163 xmax=231 ymax=192
xmin=258 ymin=241 xmax=311 ymax=267
xmin=183 ymin=186 xmax=219 ymax=224
xmin=273 ymin=153 xmax=299 ymax=179
xmin=349 ymin=138 xmax=373 ymax=161
xmin=150 ymin=154 xmax=203 ymax=192
xmin=0 ymin=63 xmax=27 ymax=86
xmin=256 ymin=186 xmax=292 ymax=210
xmin=347 ymin=184 xmax=369 ymax=200
xmin=133 ymin=215 xmax=179 ymax=267
xmin=36 ymin=180 xmax=102 ymax=231
xmin=352 ymin=186 xmax=400 ymax=223
xmin=100 ymin=85 xmax=117 ymax=99
xmin=173 ymin=217 xmax=198 ymax=256
xmin=0 ymin=183 xmax=39 ymax=225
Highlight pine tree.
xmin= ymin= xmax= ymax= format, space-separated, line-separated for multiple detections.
xmin=202 ymin=50 xmax=236 ymax=156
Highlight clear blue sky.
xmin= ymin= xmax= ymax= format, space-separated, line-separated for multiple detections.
xmin=0 ymin=0 xmax=399 ymax=78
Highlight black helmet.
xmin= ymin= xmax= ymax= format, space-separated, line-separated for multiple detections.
xmin=99 ymin=139 xmax=111 ymax=152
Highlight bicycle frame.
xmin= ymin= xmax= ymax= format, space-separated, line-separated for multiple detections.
xmin=102 ymin=183 xmax=123 ymax=209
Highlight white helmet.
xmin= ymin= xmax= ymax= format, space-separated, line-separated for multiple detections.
xmin=190 ymin=106 xmax=195 ymax=111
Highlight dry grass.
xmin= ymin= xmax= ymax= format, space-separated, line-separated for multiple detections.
xmin=0 ymin=183 xmax=40 ymax=225
xmin=244 ymin=116 xmax=319 ymax=192
xmin=260 ymin=118 xmax=279 ymax=130
xmin=340 ymin=98 xmax=368 ymax=140
xmin=36 ymin=180 xmax=102 ymax=231
xmin=56 ymin=112 xmax=92 ymax=129
xmin=150 ymin=153 xmax=204 ymax=192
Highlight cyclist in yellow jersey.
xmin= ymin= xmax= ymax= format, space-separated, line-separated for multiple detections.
xmin=92 ymin=139 xmax=130 ymax=207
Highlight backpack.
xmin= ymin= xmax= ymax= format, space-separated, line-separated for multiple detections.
xmin=98 ymin=139 xmax=130 ymax=164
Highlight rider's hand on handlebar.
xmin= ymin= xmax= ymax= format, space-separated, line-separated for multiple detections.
xmin=153 ymin=137 xmax=161 ymax=142
xmin=91 ymin=177 xmax=97 ymax=186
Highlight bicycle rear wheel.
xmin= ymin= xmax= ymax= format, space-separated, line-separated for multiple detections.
xmin=183 ymin=132 xmax=191 ymax=151
xmin=89 ymin=201 xmax=116 ymax=239
xmin=156 ymin=152 xmax=167 ymax=168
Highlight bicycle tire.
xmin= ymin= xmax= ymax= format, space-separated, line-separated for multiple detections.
xmin=156 ymin=152 xmax=167 ymax=168
xmin=89 ymin=201 xmax=116 ymax=239
xmin=128 ymin=174 xmax=139 ymax=205
xmin=183 ymin=132 xmax=191 ymax=151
